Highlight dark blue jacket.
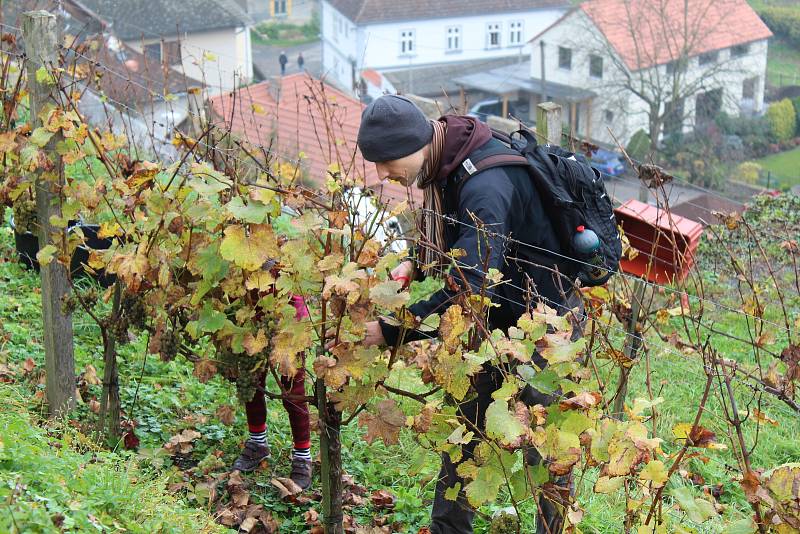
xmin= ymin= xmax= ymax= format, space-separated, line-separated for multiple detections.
xmin=379 ymin=138 xmax=568 ymax=346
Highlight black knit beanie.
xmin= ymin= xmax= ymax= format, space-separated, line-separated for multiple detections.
xmin=357 ymin=95 xmax=433 ymax=162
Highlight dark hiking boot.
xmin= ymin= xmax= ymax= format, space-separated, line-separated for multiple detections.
xmin=289 ymin=457 xmax=313 ymax=490
xmin=231 ymin=440 xmax=270 ymax=472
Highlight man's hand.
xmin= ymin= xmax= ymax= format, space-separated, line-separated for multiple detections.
xmin=390 ymin=260 xmax=414 ymax=288
xmin=324 ymin=320 xmax=385 ymax=350
xmin=362 ymin=320 xmax=386 ymax=347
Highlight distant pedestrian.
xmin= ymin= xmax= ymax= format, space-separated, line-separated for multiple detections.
xmin=279 ymin=51 xmax=288 ymax=75
xmin=297 ymin=52 xmax=305 ymax=71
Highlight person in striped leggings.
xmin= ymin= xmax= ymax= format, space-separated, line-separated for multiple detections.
xmin=231 ymin=295 xmax=313 ymax=490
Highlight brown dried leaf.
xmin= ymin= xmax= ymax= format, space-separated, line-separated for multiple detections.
xmin=22 ymin=357 xmax=36 ymax=375
xmin=559 ymin=391 xmax=602 ymax=411
xmin=193 ymin=359 xmax=217 ymax=383
xmin=358 ymin=399 xmax=406 ymax=446
xmin=83 ymin=364 xmax=101 ymax=386
xmin=370 ymin=489 xmax=396 ymax=510
xmin=216 ymin=404 xmax=236 ymax=426
xmin=271 ymin=477 xmax=303 ymax=501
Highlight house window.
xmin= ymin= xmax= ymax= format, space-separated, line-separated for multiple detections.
xmin=273 ymin=0 xmax=287 ymax=15
xmin=590 ymin=54 xmax=603 ymax=78
xmin=743 ymin=76 xmax=758 ymax=100
xmin=509 ymin=21 xmax=523 ymax=46
xmin=699 ymin=50 xmax=718 ymax=66
xmin=163 ymin=40 xmax=181 ymax=66
xmin=144 ymin=43 xmax=161 ymax=63
xmin=558 ymin=46 xmax=572 ymax=70
xmin=446 ymin=26 xmax=461 ymax=51
xmin=332 ymin=14 xmax=338 ymax=42
xmin=400 ymin=29 xmax=415 ymax=55
xmin=731 ymin=43 xmax=749 ymax=57
xmin=604 ymin=109 xmax=614 ymax=123
xmin=487 ymin=23 xmax=501 ymax=48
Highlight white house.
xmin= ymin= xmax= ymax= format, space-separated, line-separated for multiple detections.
xmin=79 ymin=0 xmax=255 ymax=93
xmin=524 ymin=0 xmax=772 ymax=146
xmin=320 ymin=0 xmax=570 ymax=94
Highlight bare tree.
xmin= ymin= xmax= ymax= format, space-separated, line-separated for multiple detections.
xmin=570 ymin=0 xmax=759 ymax=154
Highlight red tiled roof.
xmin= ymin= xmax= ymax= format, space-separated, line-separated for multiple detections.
xmin=208 ymin=73 xmax=420 ymax=206
xmin=580 ymin=0 xmax=772 ymax=71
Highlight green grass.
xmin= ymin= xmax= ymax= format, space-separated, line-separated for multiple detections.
xmin=753 ymin=146 xmax=800 ymax=188
xmin=766 ymin=37 xmax=800 ymax=88
xmin=1 ymin=200 xmax=799 ymax=533
xmin=251 ymin=21 xmax=319 ymax=48
xmin=0 ymin=384 xmax=223 ymax=533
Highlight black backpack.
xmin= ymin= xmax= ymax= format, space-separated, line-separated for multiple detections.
xmin=450 ymin=128 xmax=622 ymax=287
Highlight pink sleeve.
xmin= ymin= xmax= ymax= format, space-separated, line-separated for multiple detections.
xmin=290 ymin=294 xmax=309 ymax=320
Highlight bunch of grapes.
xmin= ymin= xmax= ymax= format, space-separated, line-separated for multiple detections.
xmin=60 ymin=294 xmax=79 ymax=315
xmin=12 ymin=197 xmax=37 ymax=234
xmin=216 ymin=347 xmax=261 ymax=403
xmin=160 ymin=328 xmax=180 ymax=362
xmin=120 ymin=292 xmax=147 ymax=330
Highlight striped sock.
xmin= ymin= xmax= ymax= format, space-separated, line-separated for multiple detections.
xmin=249 ymin=424 xmax=267 ymax=446
xmin=292 ymin=446 xmax=311 ymax=461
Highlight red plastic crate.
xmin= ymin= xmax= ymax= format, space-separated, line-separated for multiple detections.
xmin=614 ymin=200 xmax=704 ymax=283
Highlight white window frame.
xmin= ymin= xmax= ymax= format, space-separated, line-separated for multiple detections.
xmin=400 ymin=29 xmax=416 ymax=56
xmin=332 ymin=14 xmax=339 ymax=42
xmin=486 ymin=22 xmax=501 ymax=49
xmin=509 ymin=21 xmax=523 ymax=46
xmin=446 ymin=25 xmax=461 ymax=52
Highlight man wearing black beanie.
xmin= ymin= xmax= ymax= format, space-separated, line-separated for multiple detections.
xmin=355 ymin=95 xmax=582 ymax=534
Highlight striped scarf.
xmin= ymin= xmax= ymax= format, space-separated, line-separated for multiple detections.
xmin=416 ymin=120 xmax=446 ymax=275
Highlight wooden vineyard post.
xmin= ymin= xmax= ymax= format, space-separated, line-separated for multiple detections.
xmin=536 ymin=101 xmax=563 ymax=146
xmin=316 ymin=369 xmax=344 ymax=534
xmin=23 ymin=10 xmax=76 ymax=416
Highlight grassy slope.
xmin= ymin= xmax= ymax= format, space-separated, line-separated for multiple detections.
xmin=0 ymin=383 xmax=222 ymax=533
xmin=1 ymin=202 xmax=799 ymax=532
xmin=754 ymin=147 xmax=800 ymax=188
xmin=748 ymin=0 xmax=800 ymax=87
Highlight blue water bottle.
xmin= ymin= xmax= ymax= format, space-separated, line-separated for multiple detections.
xmin=572 ymin=225 xmax=606 ymax=283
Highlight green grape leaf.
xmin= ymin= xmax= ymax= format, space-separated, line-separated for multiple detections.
xmin=485 ymin=399 xmax=526 ymax=445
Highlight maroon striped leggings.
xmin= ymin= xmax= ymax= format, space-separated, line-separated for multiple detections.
xmin=244 ymin=368 xmax=310 ymax=449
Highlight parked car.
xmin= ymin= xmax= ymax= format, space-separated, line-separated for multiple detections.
xmin=468 ymin=99 xmax=518 ymax=122
xmin=590 ymin=148 xmax=626 ymax=177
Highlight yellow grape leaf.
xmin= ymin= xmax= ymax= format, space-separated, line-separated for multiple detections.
xmin=594 ymin=476 xmax=624 ymax=494
xmin=36 ymin=245 xmax=58 ymax=266
xmin=245 ymin=271 xmax=275 ymax=292
xmin=440 ymin=305 xmax=467 ymax=350
xmin=313 ymin=355 xmax=349 ymax=389
xmin=317 ymin=253 xmax=344 ymax=273
xmin=369 ymin=280 xmax=409 ymax=310
xmin=243 ymin=329 xmax=268 ymax=356
xmin=640 ymin=460 xmax=669 ymax=487
xmin=203 ymin=51 xmax=218 ymax=61
xmin=251 ymin=103 xmax=266 ymax=114
xmin=219 ymin=224 xmax=279 ymax=271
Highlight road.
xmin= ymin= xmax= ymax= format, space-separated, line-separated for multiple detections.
xmin=252 ymin=40 xmax=322 ymax=80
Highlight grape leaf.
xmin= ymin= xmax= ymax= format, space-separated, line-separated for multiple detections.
xmin=464 ymin=463 xmax=504 ymax=508
xmin=219 ymin=224 xmax=279 ymax=271
xmin=358 ymin=399 xmax=406 ymax=446
xmin=485 ymin=399 xmax=526 ymax=446
xmin=640 ymin=459 xmax=669 ymax=487
xmin=369 ymin=280 xmax=409 ymax=310
xmin=226 ymin=196 xmax=270 ymax=223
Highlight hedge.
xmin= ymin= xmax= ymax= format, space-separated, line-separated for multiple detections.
xmin=766 ymin=99 xmax=797 ymax=142
xmin=759 ymin=7 xmax=800 ymax=48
